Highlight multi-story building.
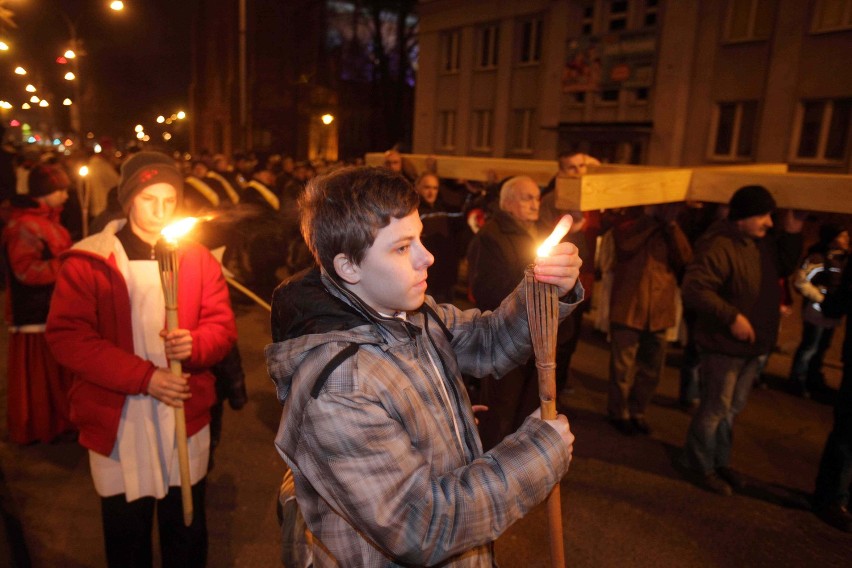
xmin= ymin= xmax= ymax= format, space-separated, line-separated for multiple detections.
xmin=413 ymin=0 xmax=852 ymax=172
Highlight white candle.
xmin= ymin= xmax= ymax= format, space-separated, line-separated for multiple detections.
xmin=536 ymin=214 xmax=573 ymax=257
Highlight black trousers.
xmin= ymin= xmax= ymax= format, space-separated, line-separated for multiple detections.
xmin=101 ymin=479 xmax=207 ymax=568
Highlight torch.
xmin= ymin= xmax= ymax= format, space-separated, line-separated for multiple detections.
xmin=156 ymin=217 xmax=203 ymax=527
xmin=525 ymin=214 xmax=573 ymax=568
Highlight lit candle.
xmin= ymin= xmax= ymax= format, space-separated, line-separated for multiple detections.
xmin=536 ymin=214 xmax=573 ymax=257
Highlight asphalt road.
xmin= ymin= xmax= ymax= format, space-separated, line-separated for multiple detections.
xmin=1 ymin=289 xmax=851 ymax=567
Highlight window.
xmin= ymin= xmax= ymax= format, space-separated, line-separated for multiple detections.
xmin=477 ymin=24 xmax=499 ymax=69
xmin=711 ymin=101 xmax=758 ymax=159
xmin=471 ymin=110 xmax=493 ymax=152
xmin=582 ymin=4 xmax=595 ymax=35
xmin=441 ymin=30 xmax=461 ymax=73
xmin=608 ymin=0 xmax=629 ymax=31
xmin=598 ymin=89 xmax=620 ymax=104
xmin=644 ymin=0 xmax=659 ymax=27
xmin=518 ymin=17 xmax=543 ymax=64
xmin=569 ymin=92 xmax=587 ymax=105
xmin=725 ymin=0 xmax=774 ymax=41
xmin=633 ymin=87 xmax=649 ymax=103
xmin=438 ymin=111 xmax=456 ymax=150
xmin=812 ymin=0 xmax=852 ymax=32
xmin=792 ymin=98 xmax=851 ymax=162
xmin=510 ymin=109 xmax=535 ymax=153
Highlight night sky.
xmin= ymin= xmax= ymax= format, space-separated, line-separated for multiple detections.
xmin=2 ymin=0 xmax=194 ymax=142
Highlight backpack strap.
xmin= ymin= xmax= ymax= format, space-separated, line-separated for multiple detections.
xmin=419 ymin=302 xmax=453 ymax=341
xmin=311 ymin=343 xmax=360 ymax=399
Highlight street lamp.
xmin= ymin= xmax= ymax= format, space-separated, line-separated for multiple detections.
xmin=14 ymin=66 xmax=25 ymax=75
xmin=110 ymin=1 xmax=125 ymax=11
xmin=0 ymin=41 xmax=8 ymax=51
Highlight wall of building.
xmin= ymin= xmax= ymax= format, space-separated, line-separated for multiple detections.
xmin=414 ymin=0 xmax=852 ymax=173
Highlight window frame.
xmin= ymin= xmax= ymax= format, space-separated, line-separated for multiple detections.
xmin=476 ymin=23 xmax=500 ymax=70
xmin=810 ymin=0 xmax=852 ymax=33
xmin=471 ymin=109 xmax=494 ymax=153
xmin=438 ymin=110 xmax=456 ymax=152
xmin=789 ymin=98 xmax=851 ymax=164
xmin=723 ymin=0 xmax=773 ymax=43
xmin=509 ymin=108 xmax=535 ymax=154
xmin=441 ymin=29 xmax=461 ymax=74
xmin=517 ymin=16 xmax=543 ymax=66
xmin=708 ymin=100 xmax=760 ymax=161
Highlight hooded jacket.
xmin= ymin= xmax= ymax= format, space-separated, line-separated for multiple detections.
xmin=682 ymin=218 xmax=802 ymax=358
xmin=266 ymin=267 xmax=579 ymax=567
xmin=45 ymin=220 xmax=237 ymax=456
xmin=2 ymin=196 xmax=71 ymax=326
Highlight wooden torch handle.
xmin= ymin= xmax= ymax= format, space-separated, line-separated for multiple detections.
xmin=166 ymin=307 xmax=193 ymax=527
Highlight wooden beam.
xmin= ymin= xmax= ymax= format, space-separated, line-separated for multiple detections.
xmin=364 ymin=153 xmax=848 ymax=213
xmin=555 ymin=169 xmax=692 ymax=211
xmin=689 ymin=170 xmax=852 ymax=213
xmin=363 ymin=152 xmax=646 ymax=186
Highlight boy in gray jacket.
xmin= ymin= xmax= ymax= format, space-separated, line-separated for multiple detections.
xmin=266 ymin=166 xmax=581 ymax=566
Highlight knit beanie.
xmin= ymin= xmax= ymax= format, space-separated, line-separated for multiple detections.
xmin=28 ymin=165 xmax=71 ymax=198
xmin=728 ymin=185 xmax=776 ymax=221
xmin=117 ymin=151 xmax=184 ymax=213
xmin=819 ymin=222 xmax=847 ymax=246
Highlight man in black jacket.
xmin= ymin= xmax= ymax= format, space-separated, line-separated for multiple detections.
xmin=681 ymin=185 xmax=803 ymax=496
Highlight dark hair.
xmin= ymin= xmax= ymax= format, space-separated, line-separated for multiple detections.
xmin=300 ymin=166 xmax=419 ymax=277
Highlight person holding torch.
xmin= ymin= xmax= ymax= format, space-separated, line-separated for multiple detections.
xmin=46 ymin=151 xmax=237 ymax=567
xmin=267 ymin=166 xmax=581 ymax=566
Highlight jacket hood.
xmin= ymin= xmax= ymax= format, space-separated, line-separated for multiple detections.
xmin=266 ymin=266 xmax=431 ymax=404
xmin=66 ymin=218 xmax=126 ymax=260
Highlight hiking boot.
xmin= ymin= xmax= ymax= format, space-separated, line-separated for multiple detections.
xmin=700 ymin=473 xmax=732 ymax=496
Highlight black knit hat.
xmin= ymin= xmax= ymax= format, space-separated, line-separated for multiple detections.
xmin=728 ymin=185 xmax=776 ymax=221
xmin=28 ymin=165 xmax=71 ymax=198
xmin=118 ymin=151 xmax=184 ymax=213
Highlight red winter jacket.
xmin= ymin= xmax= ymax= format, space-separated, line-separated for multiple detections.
xmin=46 ymin=220 xmax=237 ymax=456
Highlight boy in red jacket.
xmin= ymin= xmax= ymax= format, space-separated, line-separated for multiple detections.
xmin=46 ymin=151 xmax=237 ymax=567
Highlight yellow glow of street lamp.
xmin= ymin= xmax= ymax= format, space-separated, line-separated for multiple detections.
xmin=63 ymin=98 xmax=72 ymax=106
xmin=0 ymin=41 xmax=9 ymax=51
xmin=321 ymin=113 xmax=334 ymax=125
xmin=25 ymin=84 xmax=36 ymax=92
xmin=177 ymin=111 xmax=186 ymax=120
xmin=39 ymin=100 xmax=49 ymax=107
xmin=134 ymin=124 xmax=144 ymax=133
xmin=64 ymin=72 xmax=76 ymax=81
xmin=163 ymin=132 xmax=172 ymax=141
xmin=64 ymin=50 xmax=77 ymax=59
xmin=22 ymin=103 xmax=31 ymax=109
xmin=142 ymin=135 xmax=150 ymax=142
xmin=110 ymin=1 xmax=125 ymax=11
xmin=14 ymin=66 xmax=26 ymax=75
xmin=136 ymin=131 xmax=145 ymax=140
xmin=30 ymin=95 xmax=39 ymax=103
xmin=157 ymin=115 xmax=165 ymax=123
xmin=79 ymin=165 xmax=89 ymax=177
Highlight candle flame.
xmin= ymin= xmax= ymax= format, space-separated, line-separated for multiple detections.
xmin=160 ymin=216 xmax=212 ymax=244
xmin=536 ymin=215 xmax=573 ymax=257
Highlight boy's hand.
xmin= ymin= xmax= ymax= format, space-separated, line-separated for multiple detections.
xmin=160 ymin=328 xmax=193 ymax=362
xmin=147 ymin=368 xmax=191 ymax=407
xmin=531 ymin=408 xmax=574 ymax=462
xmin=533 ymin=241 xmax=582 ymax=298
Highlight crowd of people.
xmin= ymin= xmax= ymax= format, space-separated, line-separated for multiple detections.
xmin=0 ymin=120 xmax=850 ymax=566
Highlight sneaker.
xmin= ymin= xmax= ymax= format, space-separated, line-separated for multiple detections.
xmin=630 ymin=417 xmax=652 ymax=436
xmin=815 ymin=504 xmax=852 ymax=533
xmin=700 ymin=473 xmax=733 ymax=496
xmin=716 ymin=466 xmax=746 ymax=491
xmin=608 ymin=417 xmax=635 ymax=436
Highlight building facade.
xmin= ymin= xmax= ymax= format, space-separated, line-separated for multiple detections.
xmin=413 ymin=0 xmax=852 ymax=172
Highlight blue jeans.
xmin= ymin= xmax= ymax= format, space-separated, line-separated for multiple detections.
xmin=790 ymin=321 xmax=835 ymax=389
xmin=684 ymin=352 xmax=768 ymax=474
